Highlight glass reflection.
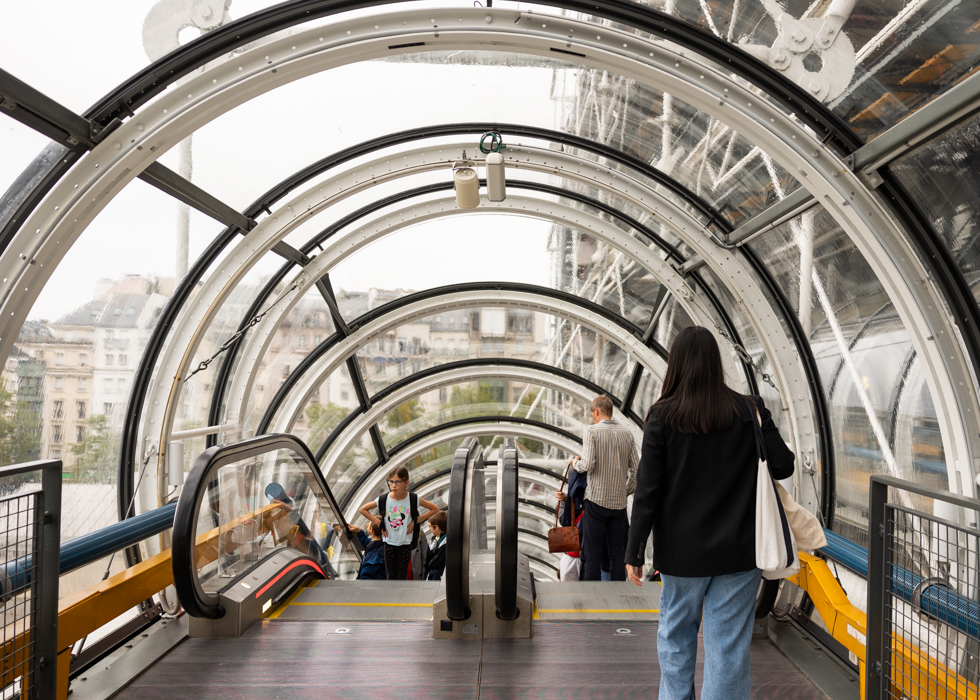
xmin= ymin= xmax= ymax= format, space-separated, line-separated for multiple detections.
xmin=749 ymin=204 xmax=948 ymax=546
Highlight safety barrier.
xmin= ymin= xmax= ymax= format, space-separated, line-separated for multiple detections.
xmin=0 ymin=459 xmax=61 ymax=700
xmin=867 ymin=476 xmax=980 ymax=699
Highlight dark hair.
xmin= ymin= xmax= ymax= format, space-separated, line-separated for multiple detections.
xmin=651 ymin=326 xmax=742 ymax=435
xmin=387 ymin=466 xmax=410 ymax=483
xmin=591 ymin=395 xmax=614 ymax=417
xmin=429 ymin=510 xmax=448 ymax=532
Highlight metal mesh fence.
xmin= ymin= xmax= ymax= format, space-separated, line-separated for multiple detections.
xmin=870 ymin=476 xmax=980 ymax=699
xmin=0 ymin=489 xmax=41 ymax=698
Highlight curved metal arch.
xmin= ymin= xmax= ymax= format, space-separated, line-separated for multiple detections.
xmin=224 ymin=166 xmax=759 ymax=442
xmin=311 ymin=362 xmax=643 ymax=487
xmin=262 ymin=356 xmax=634 ymax=438
xmin=225 ymin=194 xmax=743 ymax=432
xmin=340 ymin=421 xmax=581 ymax=523
xmin=269 ymin=286 xmax=668 ymax=450
xmin=134 ymin=140 xmax=733 ymax=516
xmin=2 ymin=5 xmax=969 ymax=523
xmin=288 ymin=357 xmax=643 ymax=480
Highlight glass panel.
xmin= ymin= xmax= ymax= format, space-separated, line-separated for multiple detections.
xmin=890 ymin=113 xmax=980 ymax=308
xmin=289 ymin=366 xmax=354 ymax=457
xmin=748 ymin=204 xmax=947 ymax=546
xmin=643 ymin=0 xmax=980 ymax=142
xmin=379 ymin=382 xmax=593 ymax=450
xmin=328 ymin=214 xmax=665 ymax=331
xmin=193 ymin=446 xmax=359 ymax=587
xmin=352 ymin=309 xmax=638 ymax=401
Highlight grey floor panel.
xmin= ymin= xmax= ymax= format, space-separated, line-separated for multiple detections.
xmin=113 ymin=617 xmax=832 ymax=699
xmin=275 ymin=579 xmax=438 ymax=621
xmin=535 ymin=581 xmax=661 ymax=621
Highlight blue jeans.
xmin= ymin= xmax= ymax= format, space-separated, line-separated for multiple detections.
xmin=658 ymin=568 xmax=760 ymax=700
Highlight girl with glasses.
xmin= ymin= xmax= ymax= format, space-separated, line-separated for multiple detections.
xmin=358 ymin=466 xmax=440 ymax=580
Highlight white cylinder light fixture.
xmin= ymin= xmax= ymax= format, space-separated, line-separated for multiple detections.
xmin=453 ymin=159 xmax=480 ymax=210
xmin=168 ymin=441 xmax=185 ymax=487
xmin=486 ymin=152 xmax=506 ymax=202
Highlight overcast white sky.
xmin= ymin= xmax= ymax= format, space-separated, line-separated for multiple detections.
xmin=0 ymin=1 xmax=567 ymax=321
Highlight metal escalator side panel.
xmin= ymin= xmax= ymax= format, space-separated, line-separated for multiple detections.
xmin=495 ymin=440 xmax=519 ymax=620
xmin=171 ymin=433 xmax=357 ymax=620
xmin=445 ymin=436 xmax=480 ymax=620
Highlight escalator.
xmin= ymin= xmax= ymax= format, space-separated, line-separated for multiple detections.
xmin=169 ymin=433 xmax=528 ymax=636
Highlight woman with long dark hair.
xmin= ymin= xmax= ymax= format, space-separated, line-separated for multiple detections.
xmin=624 ymin=326 xmax=795 ymax=699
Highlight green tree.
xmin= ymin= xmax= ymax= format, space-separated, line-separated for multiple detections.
xmin=70 ymin=414 xmax=120 ymax=481
xmin=0 ymin=382 xmax=42 ymax=482
xmin=384 ymin=398 xmax=424 ymax=432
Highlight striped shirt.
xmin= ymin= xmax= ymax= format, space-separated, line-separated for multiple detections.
xmin=573 ymin=419 xmax=638 ymax=510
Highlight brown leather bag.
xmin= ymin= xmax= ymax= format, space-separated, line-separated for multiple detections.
xmin=548 ymin=468 xmax=581 ymax=554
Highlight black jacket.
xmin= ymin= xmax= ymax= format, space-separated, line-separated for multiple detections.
xmin=625 ymin=395 xmax=795 ymax=577
xmin=425 ymin=534 xmax=447 ymax=581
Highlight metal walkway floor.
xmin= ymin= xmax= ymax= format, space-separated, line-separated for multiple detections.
xmin=115 ymin=620 xmax=833 ymax=699
xmin=534 ymin=581 xmax=661 ymax=620
xmin=271 ymin=579 xmax=439 ymax=621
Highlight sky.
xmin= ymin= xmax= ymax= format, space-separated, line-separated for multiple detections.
xmin=0 ymin=1 xmax=567 ymax=321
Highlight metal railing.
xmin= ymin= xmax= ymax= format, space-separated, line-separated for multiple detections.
xmin=445 ymin=437 xmax=486 ymax=621
xmin=0 ymin=459 xmax=61 ymax=700
xmin=495 ymin=439 xmax=519 ymax=620
xmin=867 ymin=475 xmax=980 ymax=698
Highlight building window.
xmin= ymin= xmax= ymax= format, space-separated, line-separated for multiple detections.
xmin=105 ymin=354 xmax=114 ymax=366
xmin=434 ymin=338 xmax=443 ymax=350
xmin=435 ymin=315 xmax=442 ymax=325
xmin=76 ymin=401 xmax=86 ymax=420
xmin=76 ymin=426 xmax=85 ymax=443
xmin=472 ymin=312 xmax=480 ymax=330
xmin=398 ymin=338 xmax=407 ymax=353
xmin=516 ymin=340 xmax=525 ymax=354
xmin=460 ymin=339 xmax=469 ymax=351
xmin=449 ymin=316 xmax=455 ymax=328
xmin=51 ymin=449 xmax=61 ymax=460
xmin=79 ymin=353 xmax=87 ymax=366
xmin=103 ymin=403 xmax=114 ymax=416
xmin=118 ymin=354 xmax=128 ymax=367
xmin=54 ymin=377 xmax=64 ymax=391
xmin=447 ymin=339 xmax=455 ymax=352
xmin=103 ymin=378 xmax=113 ymax=392
xmin=298 ymin=336 xmax=306 ymax=348
xmin=340 ymin=389 xmax=350 ymax=401
xmin=56 ymin=353 xmax=65 ymax=366
xmin=52 ymin=401 xmax=63 ymax=419
xmin=52 ymin=425 xmax=62 ymax=444
xmin=78 ymin=378 xmax=87 ymax=391
xmin=117 ymin=378 xmax=127 ymax=391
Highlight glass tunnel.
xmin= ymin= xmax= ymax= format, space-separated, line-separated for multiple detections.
xmin=1 ymin=0 xmax=980 ymax=697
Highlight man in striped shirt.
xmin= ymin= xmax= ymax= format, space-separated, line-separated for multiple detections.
xmin=571 ymin=395 xmax=638 ymax=582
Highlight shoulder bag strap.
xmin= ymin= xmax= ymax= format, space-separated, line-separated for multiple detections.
xmin=746 ymin=398 xmax=768 ymax=464
xmin=554 ymin=467 xmax=576 ymax=528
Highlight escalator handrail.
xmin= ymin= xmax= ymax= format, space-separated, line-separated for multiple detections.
xmin=445 ymin=436 xmax=480 ymax=621
xmin=171 ymin=433 xmax=357 ymax=619
xmin=495 ymin=440 xmax=519 ymax=620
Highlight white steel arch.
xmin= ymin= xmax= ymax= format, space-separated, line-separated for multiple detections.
xmin=309 ymin=363 xmax=643 ymax=485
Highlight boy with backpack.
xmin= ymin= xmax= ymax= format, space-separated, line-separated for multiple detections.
xmin=358 ymin=466 xmax=440 ymax=580
xmin=425 ymin=510 xmax=449 ymax=581
xmin=348 ymin=521 xmax=386 ymax=580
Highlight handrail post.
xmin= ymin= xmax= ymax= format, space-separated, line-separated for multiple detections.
xmin=866 ymin=477 xmax=888 ymax=699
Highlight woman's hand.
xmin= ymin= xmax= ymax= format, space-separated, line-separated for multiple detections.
xmin=555 ymin=490 xmax=567 ymax=502
xmin=627 ymin=565 xmax=643 ymax=587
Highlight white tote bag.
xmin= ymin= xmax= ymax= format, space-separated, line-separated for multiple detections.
xmin=751 ymin=406 xmax=800 ymax=580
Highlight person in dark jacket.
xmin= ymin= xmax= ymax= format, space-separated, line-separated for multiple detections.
xmin=425 ymin=510 xmax=448 ymax=580
xmin=624 ymin=326 xmax=795 ymax=700
xmin=350 ymin=522 xmax=386 ymax=580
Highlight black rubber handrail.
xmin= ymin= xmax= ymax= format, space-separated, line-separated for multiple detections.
xmin=495 ymin=440 xmax=520 ymax=620
xmin=445 ymin=437 xmax=481 ymax=620
xmin=171 ymin=433 xmax=357 ymax=619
